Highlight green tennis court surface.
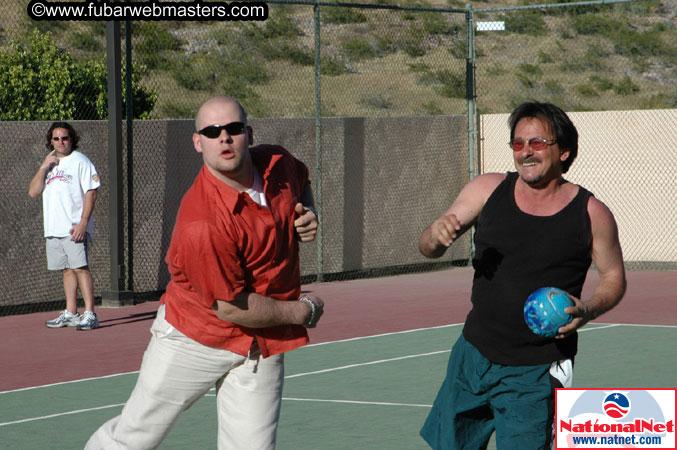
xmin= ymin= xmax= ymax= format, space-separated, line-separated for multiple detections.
xmin=2 ymin=323 xmax=675 ymax=449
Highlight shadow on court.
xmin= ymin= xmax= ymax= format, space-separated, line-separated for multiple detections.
xmin=97 ymin=311 xmax=157 ymax=328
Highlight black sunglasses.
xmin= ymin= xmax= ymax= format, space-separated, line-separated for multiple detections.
xmin=197 ymin=122 xmax=246 ymax=139
xmin=52 ymin=136 xmax=70 ymax=141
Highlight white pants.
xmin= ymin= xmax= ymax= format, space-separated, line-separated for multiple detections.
xmin=85 ymin=305 xmax=284 ymax=450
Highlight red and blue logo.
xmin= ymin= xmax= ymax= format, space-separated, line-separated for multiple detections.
xmin=603 ymin=392 xmax=631 ymax=419
xmin=556 ymin=389 xmax=676 ymax=449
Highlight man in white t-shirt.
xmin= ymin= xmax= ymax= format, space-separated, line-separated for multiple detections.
xmin=29 ymin=122 xmax=101 ymax=330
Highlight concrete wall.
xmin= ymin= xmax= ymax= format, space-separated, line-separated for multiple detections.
xmin=1 ymin=115 xmax=468 ymax=308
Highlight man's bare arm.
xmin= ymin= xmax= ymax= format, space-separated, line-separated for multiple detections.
xmin=212 ymin=292 xmax=324 ymax=329
xmin=557 ymin=197 xmax=626 ymax=337
xmin=28 ymin=151 xmax=59 ymax=198
xmin=70 ymin=189 xmax=98 ymax=242
xmin=419 ymin=173 xmax=504 ymax=258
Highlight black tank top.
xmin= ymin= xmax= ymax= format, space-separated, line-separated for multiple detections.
xmin=463 ymin=172 xmax=593 ymax=365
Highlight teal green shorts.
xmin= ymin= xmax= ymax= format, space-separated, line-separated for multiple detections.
xmin=420 ymin=335 xmax=567 ymax=450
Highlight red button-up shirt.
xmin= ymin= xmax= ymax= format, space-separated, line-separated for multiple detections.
xmin=161 ymin=145 xmax=310 ymax=357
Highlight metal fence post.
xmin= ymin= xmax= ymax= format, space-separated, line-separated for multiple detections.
xmin=465 ymin=3 xmax=478 ymax=262
xmin=125 ymin=20 xmax=134 ymax=293
xmin=102 ymin=20 xmax=134 ymax=307
xmin=314 ymin=3 xmax=324 ymax=282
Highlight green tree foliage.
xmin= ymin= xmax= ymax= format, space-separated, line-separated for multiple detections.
xmin=0 ymin=29 xmax=157 ymax=120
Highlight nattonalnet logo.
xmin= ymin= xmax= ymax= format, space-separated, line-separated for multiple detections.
xmin=604 ymin=392 xmax=631 ymax=419
xmin=555 ymin=389 xmax=676 ymax=449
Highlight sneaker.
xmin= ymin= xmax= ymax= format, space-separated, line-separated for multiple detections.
xmin=45 ymin=310 xmax=81 ymax=328
xmin=76 ymin=311 xmax=99 ymax=330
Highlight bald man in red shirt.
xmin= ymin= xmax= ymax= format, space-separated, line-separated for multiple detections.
xmin=86 ymin=96 xmax=324 ymax=450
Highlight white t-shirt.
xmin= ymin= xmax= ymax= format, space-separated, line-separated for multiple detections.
xmin=245 ymin=166 xmax=268 ymax=208
xmin=42 ymin=151 xmax=101 ymax=238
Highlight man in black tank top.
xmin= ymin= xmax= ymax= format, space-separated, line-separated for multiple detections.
xmin=418 ymin=102 xmax=626 ymax=450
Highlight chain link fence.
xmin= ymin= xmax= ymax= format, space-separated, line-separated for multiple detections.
xmin=1 ymin=0 xmax=675 ymax=314
xmin=128 ymin=2 xmax=472 ymax=293
xmin=126 ymin=2 xmax=471 ymax=119
xmin=474 ymin=1 xmax=677 ymax=270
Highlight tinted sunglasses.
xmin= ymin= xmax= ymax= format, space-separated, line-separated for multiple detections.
xmin=509 ymin=137 xmax=556 ymax=151
xmin=198 ymin=122 xmax=246 ymax=139
xmin=52 ymin=136 xmax=70 ymax=142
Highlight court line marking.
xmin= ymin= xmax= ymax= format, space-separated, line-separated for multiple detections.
xmin=0 ymin=403 xmax=125 ymax=427
xmin=586 ymin=323 xmax=677 ymax=329
xmin=15 ymin=326 xmax=634 ymax=428
xmin=579 ymin=324 xmax=620 ymax=332
xmin=2 ymin=322 xmax=675 ymax=427
xmin=0 ymin=349 xmax=447 ymax=427
xmin=0 ymin=325 xmax=462 ymax=395
xmin=305 ymin=323 xmax=463 ymax=348
xmin=594 ymin=323 xmax=677 ymax=329
xmin=0 ymin=395 xmax=436 ymax=428
xmin=2 ymin=322 xmax=674 ymax=395
xmin=282 ymin=398 xmax=431 ymax=408
xmin=284 ymin=350 xmax=451 ymax=378
xmin=0 ymin=371 xmax=140 ymax=395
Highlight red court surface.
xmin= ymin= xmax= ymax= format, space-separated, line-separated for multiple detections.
xmin=2 ymin=267 xmax=675 ymax=392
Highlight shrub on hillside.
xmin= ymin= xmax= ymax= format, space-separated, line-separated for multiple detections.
xmin=322 ymin=7 xmax=368 ymax=25
xmin=502 ymin=10 xmax=548 ymax=36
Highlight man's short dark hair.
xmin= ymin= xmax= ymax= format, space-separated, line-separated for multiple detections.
xmin=45 ymin=122 xmax=80 ymax=152
xmin=508 ymin=102 xmax=578 ymax=173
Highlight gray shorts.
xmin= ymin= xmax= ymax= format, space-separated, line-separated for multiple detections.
xmin=46 ymin=235 xmax=91 ymax=270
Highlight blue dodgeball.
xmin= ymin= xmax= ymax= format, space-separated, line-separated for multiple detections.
xmin=524 ymin=287 xmax=574 ymax=338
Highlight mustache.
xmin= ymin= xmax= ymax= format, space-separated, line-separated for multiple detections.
xmin=519 ymin=157 xmax=542 ymax=165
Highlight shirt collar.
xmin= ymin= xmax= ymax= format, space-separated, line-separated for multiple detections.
xmin=200 ymin=146 xmax=284 ymax=213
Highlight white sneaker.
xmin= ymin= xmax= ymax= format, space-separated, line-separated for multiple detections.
xmin=76 ymin=311 xmax=99 ymax=330
xmin=45 ymin=310 xmax=81 ymax=328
